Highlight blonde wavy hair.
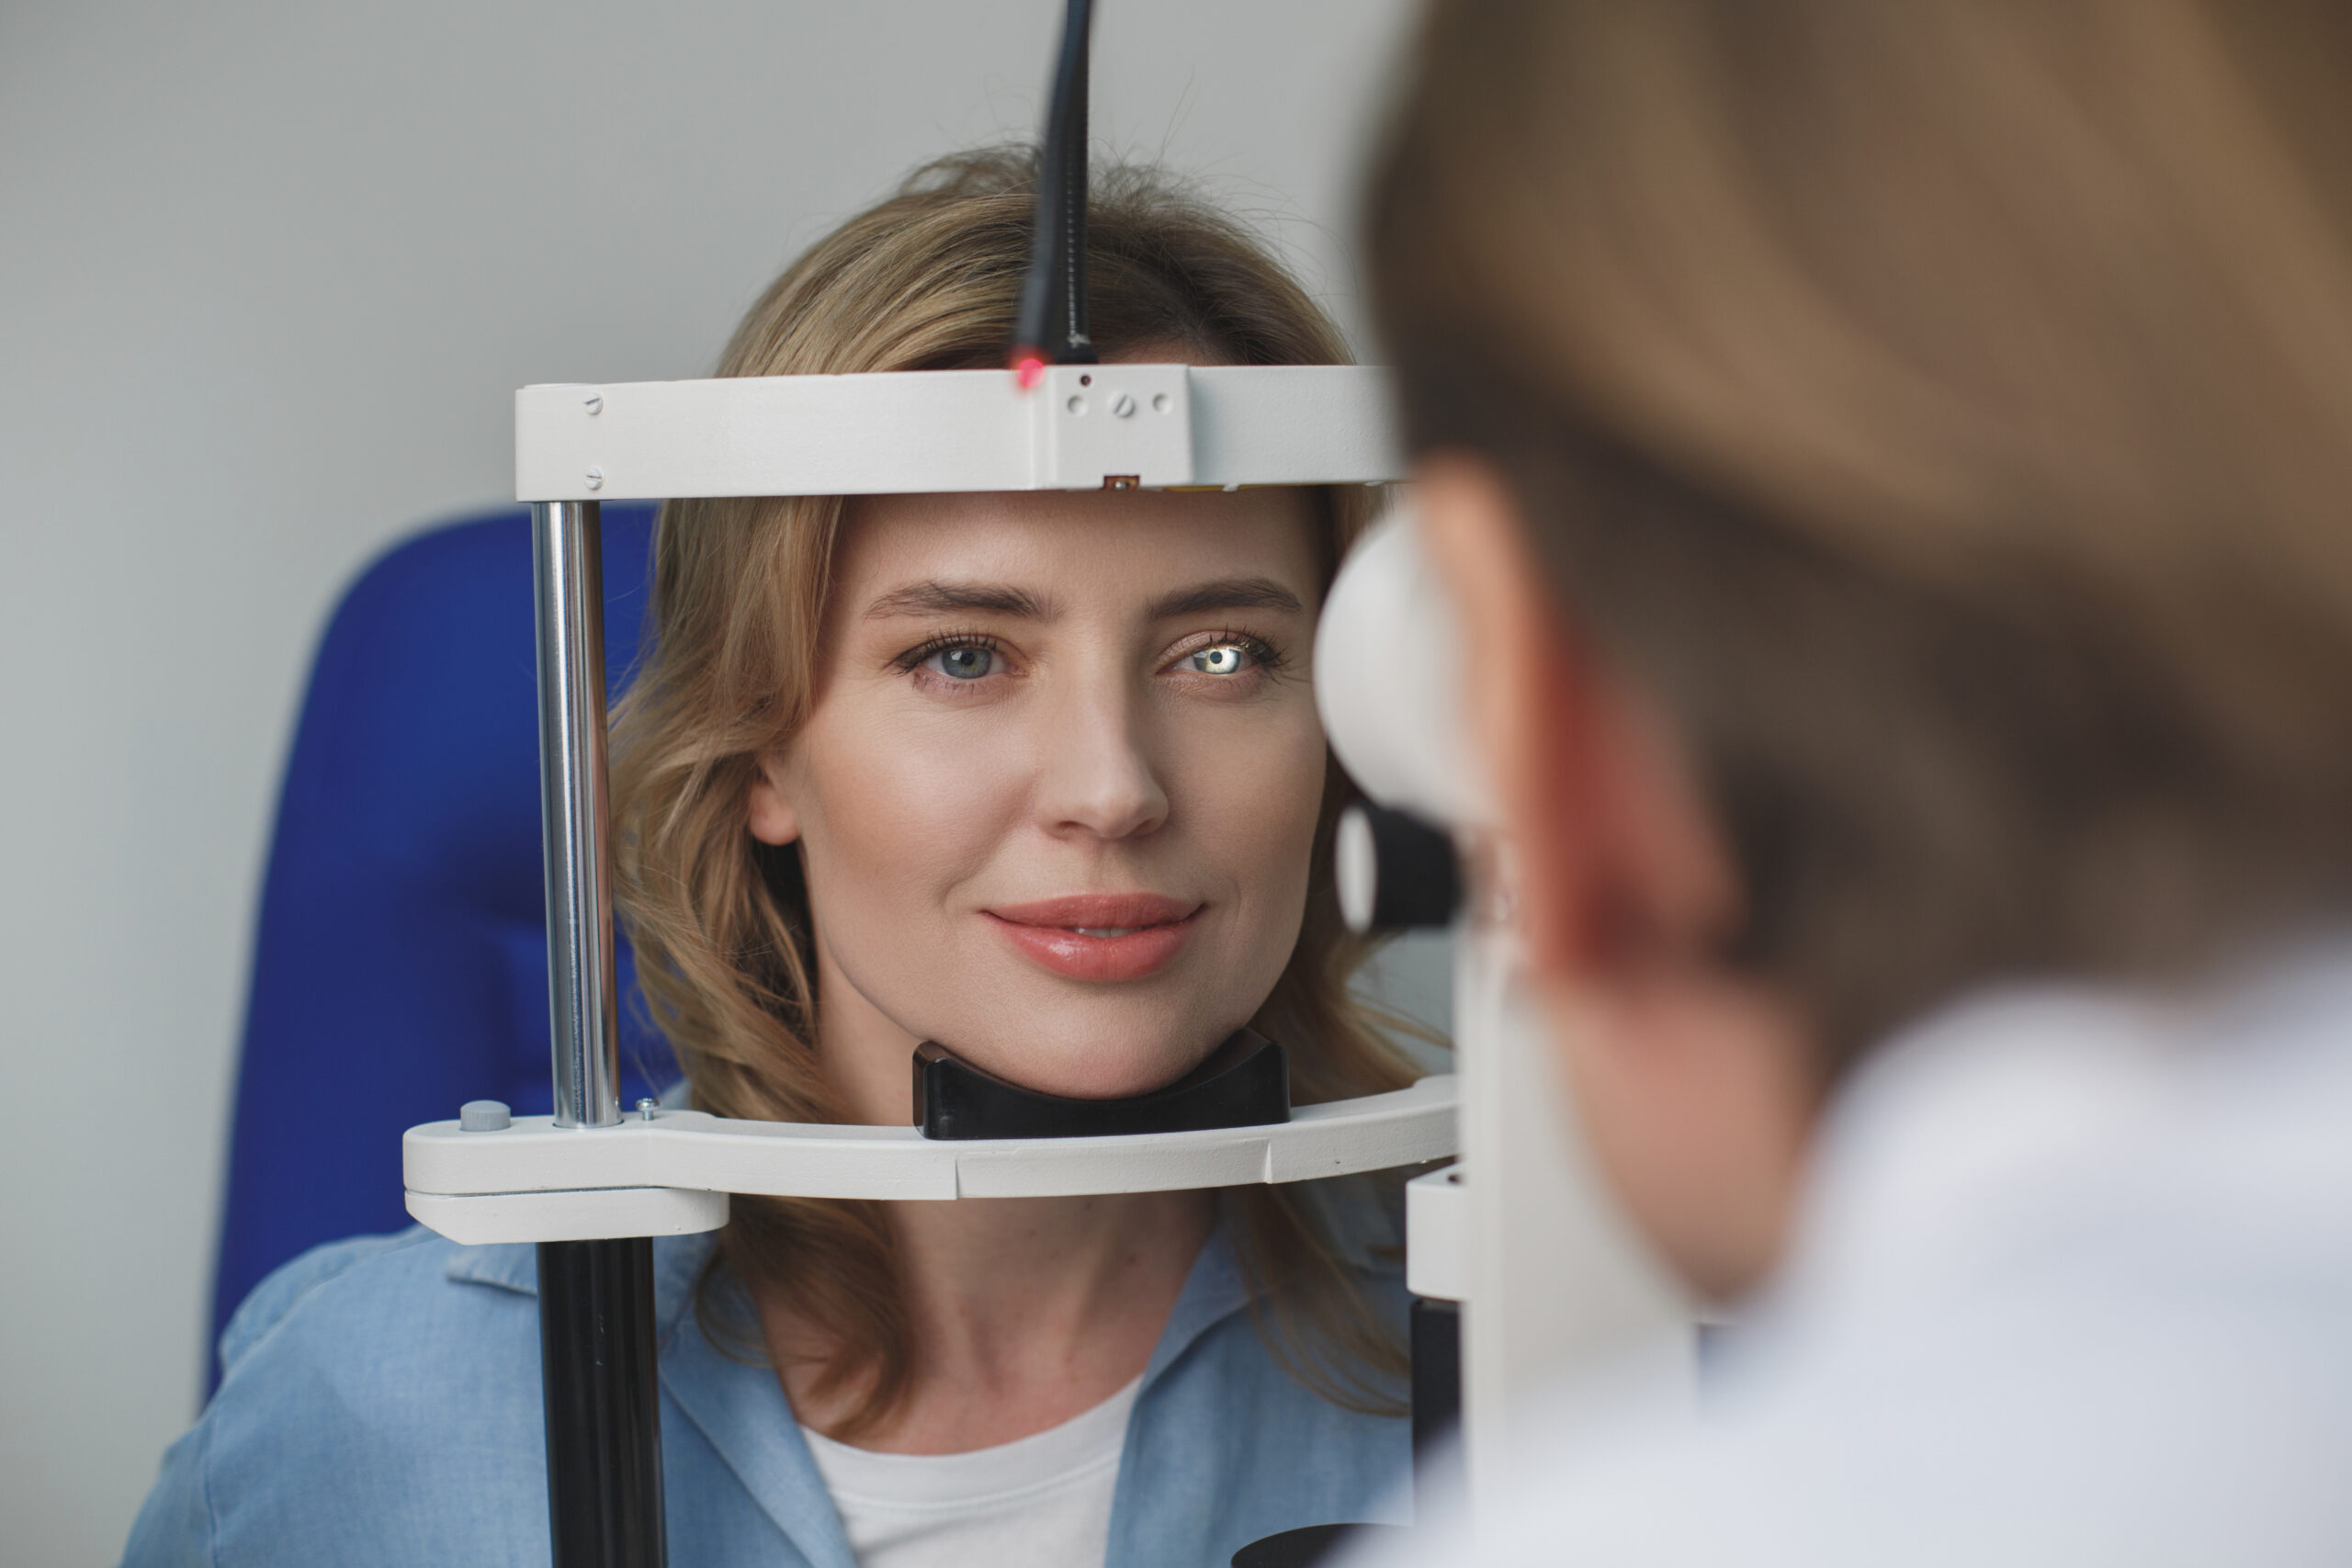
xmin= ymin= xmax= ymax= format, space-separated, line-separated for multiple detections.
xmin=609 ymin=148 xmax=1421 ymax=1438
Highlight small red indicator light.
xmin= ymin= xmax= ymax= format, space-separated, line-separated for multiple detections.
xmin=1013 ymin=355 xmax=1047 ymax=389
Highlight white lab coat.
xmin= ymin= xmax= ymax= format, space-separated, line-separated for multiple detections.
xmin=1369 ymin=935 xmax=2352 ymax=1566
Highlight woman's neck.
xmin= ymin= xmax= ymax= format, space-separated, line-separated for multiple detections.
xmin=777 ymin=1190 xmax=1215 ymax=1453
xmin=758 ymin=953 xmax=1218 ymax=1453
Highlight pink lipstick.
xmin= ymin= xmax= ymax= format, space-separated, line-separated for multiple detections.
xmin=983 ymin=894 xmax=1202 ymax=981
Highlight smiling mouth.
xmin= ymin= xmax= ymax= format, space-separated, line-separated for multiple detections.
xmin=984 ymin=895 xmax=1204 ymax=981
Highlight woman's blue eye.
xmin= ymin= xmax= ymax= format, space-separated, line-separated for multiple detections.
xmin=926 ymin=646 xmax=995 ymax=680
xmin=1188 ymin=644 xmax=1255 ymax=676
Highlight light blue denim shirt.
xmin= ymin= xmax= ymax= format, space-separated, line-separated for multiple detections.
xmin=122 ymin=1190 xmax=1410 ymax=1568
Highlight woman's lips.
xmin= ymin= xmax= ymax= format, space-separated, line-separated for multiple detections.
xmin=983 ymin=894 xmax=1203 ymax=982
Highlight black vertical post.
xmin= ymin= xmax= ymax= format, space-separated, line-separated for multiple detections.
xmin=538 ymin=1238 xmax=666 ymax=1568
xmin=1409 ymin=1296 xmax=1463 ymax=1520
xmin=531 ymin=499 xmax=666 ymax=1568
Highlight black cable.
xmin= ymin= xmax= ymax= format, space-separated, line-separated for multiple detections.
xmin=1011 ymin=0 xmax=1097 ymax=377
xmin=1057 ymin=0 xmax=1095 ymax=363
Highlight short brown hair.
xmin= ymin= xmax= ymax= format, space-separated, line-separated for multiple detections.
xmin=1367 ymin=0 xmax=2352 ymax=1066
xmin=611 ymin=148 xmax=1416 ymax=1438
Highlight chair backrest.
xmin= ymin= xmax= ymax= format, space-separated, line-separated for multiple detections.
xmin=210 ymin=503 xmax=678 ymax=1376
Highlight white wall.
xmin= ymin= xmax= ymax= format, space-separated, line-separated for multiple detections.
xmin=0 ymin=2 xmax=1426 ymax=1558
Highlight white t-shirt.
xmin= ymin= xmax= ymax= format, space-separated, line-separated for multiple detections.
xmin=802 ymin=1375 xmax=1143 ymax=1568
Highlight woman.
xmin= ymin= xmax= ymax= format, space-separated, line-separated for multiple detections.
xmin=123 ymin=150 xmax=1422 ymax=1568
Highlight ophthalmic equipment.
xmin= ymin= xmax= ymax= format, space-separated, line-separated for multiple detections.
xmin=398 ymin=5 xmax=1689 ymax=1565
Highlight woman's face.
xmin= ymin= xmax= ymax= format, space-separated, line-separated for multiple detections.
xmin=749 ymin=483 xmax=1330 ymax=1105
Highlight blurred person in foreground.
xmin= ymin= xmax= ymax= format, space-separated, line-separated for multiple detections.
xmin=1356 ymin=0 xmax=2352 ymax=1561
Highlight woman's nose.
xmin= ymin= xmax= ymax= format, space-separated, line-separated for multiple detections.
xmin=1034 ymin=677 xmax=1170 ymax=841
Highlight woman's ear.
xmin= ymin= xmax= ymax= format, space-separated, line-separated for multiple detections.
xmin=746 ymin=755 xmax=803 ymax=847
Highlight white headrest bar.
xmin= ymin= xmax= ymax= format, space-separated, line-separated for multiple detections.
xmin=514 ymin=364 xmax=1403 ymax=502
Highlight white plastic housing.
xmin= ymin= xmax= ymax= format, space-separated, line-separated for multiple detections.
xmin=1405 ymin=1163 xmax=1467 ymax=1302
xmin=404 ymin=1186 xmax=729 ymax=1247
xmin=1335 ymin=807 xmax=1378 ymax=932
xmin=515 ymin=364 xmax=1400 ymax=501
xmin=1452 ymin=922 xmax=1694 ymax=1506
xmin=1315 ymin=512 xmax=1488 ymax=828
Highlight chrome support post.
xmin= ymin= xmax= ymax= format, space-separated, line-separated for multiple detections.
xmin=529 ymin=500 xmax=666 ymax=1568
xmin=534 ymin=500 xmax=621 ymax=1131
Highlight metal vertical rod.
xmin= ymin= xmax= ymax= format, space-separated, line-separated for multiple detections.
xmin=532 ymin=500 xmax=621 ymax=1130
xmin=530 ymin=499 xmax=665 ymax=1568
xmin=1409 ymin=1296 xmax=1463 ymax=1521
xmin=539 ymin=1237 xmax=666 ymax=1568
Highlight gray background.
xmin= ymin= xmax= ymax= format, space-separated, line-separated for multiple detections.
xmin=0 ymin=1 xmax=1436 ymax=1557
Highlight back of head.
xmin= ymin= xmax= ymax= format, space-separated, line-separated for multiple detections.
xmin=1367 ymin=0 xmax=2352 ymax=1067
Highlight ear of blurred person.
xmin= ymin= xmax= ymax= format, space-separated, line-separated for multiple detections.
xmin=1414 ymin=451 xmax=1815 ymax=1304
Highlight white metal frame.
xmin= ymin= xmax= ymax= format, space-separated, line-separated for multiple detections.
xmin=406 ymin=1077 xmax=1455 ymax=1245
xmin=405 ymin=359 xmax=1453 ymax=1248
xmin=516 ymin=364 xmax=1399 ymax=502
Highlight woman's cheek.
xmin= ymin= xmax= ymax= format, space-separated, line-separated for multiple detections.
xmin=1183 ymin=701 xmax=1328 ymax=926
xmin=803 ymin=705 xmax=1030 ymax=919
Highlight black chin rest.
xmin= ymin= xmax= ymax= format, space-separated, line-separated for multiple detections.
xmin=913 ymin=1027 xmax=1290 ymax=1141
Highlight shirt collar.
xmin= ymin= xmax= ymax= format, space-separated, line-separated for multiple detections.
xmin=1140 ymin=1219 xmax=1251 ymax=1387
xmin=441 ymin=1227 xmax=716 ymax=1321
xmin=445 ymin=1231 xmax=857 ymax=1567
xmin=659 ymin=1264 xmax=859 ymax=1568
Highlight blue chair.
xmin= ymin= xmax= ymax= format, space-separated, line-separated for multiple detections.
xmin=210 ymin=502 xmax=679 ymax=1382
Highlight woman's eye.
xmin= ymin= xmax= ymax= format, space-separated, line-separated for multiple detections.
xmin=925 ymin=646 xmax=995 ymax=680
xmin=1187 ymin=644 xmax=1256 ymax=676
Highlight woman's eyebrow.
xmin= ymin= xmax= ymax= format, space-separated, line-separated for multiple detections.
xmin=1148 ymin=577 xmax=1306 ymax=619
xmin=864 ymin=581 xmax=1051 ymax=620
